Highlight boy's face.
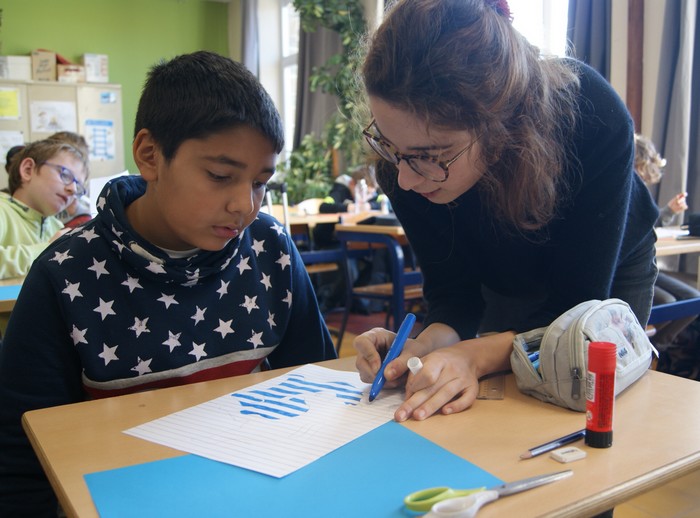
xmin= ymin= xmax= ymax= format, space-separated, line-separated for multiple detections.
xmin=132 ymin=126 xmax=277 ymax=251
xmin=20 ymin=151 xmax=87 ymax=217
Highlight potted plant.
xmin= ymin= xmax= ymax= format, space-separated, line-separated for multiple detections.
xmin=277 ymin=0 xmax=368 ymax=205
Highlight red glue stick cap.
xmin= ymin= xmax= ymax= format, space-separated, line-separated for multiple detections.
xmin=588 ymin=341 xmax=617 ymax=372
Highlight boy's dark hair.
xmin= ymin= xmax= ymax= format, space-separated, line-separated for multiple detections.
xmin=134 ymin=51 xmax=284 ymax=160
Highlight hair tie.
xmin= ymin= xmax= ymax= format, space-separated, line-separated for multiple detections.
xmin=486 ymin=0 xmax=513 ymax=21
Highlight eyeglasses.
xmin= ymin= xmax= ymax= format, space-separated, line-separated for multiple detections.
xmin=363 ymin=118 xmax=478 ymax=182
xmin=40 ymin=161 xmax=86 ymax=196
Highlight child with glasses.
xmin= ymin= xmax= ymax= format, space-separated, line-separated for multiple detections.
xmin=354 ymin=0 xmax=659 ymax=422
xmin=0 ymin=51 xmax=336 ymax=516
xmin=0 ymin=136 xmax=88 ymax=280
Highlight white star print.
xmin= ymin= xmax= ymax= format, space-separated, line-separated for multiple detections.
xmin=189 ymin=342 xmax=207 ymax=361
xmin=111 ymin=225 xmax=123 ymax=238
xmin=51 ymin=250 xmax=73 ymax=264
xmin=146 ymin=261 xmax=167 ymax=274
xmin=248 ymin=330 xmax=264 ymax=348
xmin=185 ymin=268 xmax=201 ymax=284
xmin=98 ymin=343 xmax=119 ymax=365
xmin=96 ymin=195 xmax=107 ymax=212
xmin=260 ymin=272 xmax=272 ymax=291
xmin=240 ymin=295 xmax=259 ymax=314
xmin=214 ymin=319 xmax=235 ymax=339
xmin=220 ymin=256 xmax=233 ymax=271
xmin=191 ymin=306 xmax=206 ymax=325
xmin=80 ymin=228 xmax=99 ymax=242
xmin=252 ymin=239 xmax=265 ymax=256
xmin=267 ymin=311 xmax=276 ymax=329
xmin=158 ymin=293 xmax=178 ymax=309
xmin=216 ymin=280 xmax=230 ymax=299
xmin=129 ymin=317 xmax=150 ymax=337
xmin=122 ymin=275 xmax=143 ymax=293
xmin=70 ymin=325 xmax=88 ymax=345
xmin=162 ymin=331 xmax=182 ymax=352
xmin=237 ymin=256 xmax=252 ymax=275
xmin=283 ymin=290 xmax=293 ymax=307
xmin=94 ymin=298 xmax=116 ymax=320
xmin=131 ymin=357 xmax=152 ymax=376
xmin=88 ymin=258 xmax=109 ymax=279
xmin=62 ymin=281 xmax=83 ymax=301
xmin=112 ymin=240 xmax=126 ymax=254
xmin=276 ymin=252 xmax=291 ymax=270
xmin=271 ymin=222 xmax=285 ymax=236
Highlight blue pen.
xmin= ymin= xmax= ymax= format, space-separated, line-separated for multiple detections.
xmin=368 ymin=312 xmax=416 ymax=402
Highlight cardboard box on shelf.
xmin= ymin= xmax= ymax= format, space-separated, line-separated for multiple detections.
xmin=31 ymin=50 xmax=57 ymax=81
xmin=0 ymin=56 xmax=32 ymax=81
xmin=57 ymin=64 xmax=86 ymax=83
xmin=81 ymin=54 xmax=109 ymax=83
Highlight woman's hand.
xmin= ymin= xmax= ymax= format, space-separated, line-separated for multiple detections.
xmin=354 ymin=327 xmax=431 ymax=390
xmin=395 ymin=331 xmax=515 ymax=422
xmin=396 ymin=346 xmax=479 ymax=421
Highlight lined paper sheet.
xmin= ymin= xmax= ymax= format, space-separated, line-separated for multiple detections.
xmin=124 ymin=364 xmax=403 ymax=477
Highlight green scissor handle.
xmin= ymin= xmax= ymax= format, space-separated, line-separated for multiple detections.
xmin=404 ymin=486 xmax=486 ymax=512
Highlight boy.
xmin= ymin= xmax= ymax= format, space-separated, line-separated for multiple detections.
xmin=0 ymin=51 xmax=336 ymax=516
xmin=0 ymin=137 xmax=88 ymax=280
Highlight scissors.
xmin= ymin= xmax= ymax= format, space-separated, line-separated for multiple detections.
xmin=404 ymin=469 xmax=573 ymax=517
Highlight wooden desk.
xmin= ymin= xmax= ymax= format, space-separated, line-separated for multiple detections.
xmin=654 ymin=233 xmax=700 ymax=258
xmin=22 ymin=357 xmax=700 ymax=518
xmin=0 ymin=276 xmax=23 ymax=314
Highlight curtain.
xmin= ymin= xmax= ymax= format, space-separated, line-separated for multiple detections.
xmin=566 ymin=0 xmax=612 ymax=80
xmin=292 ymin=26 xmax=342 ymax=149
xmin=652 ymin=0 xmax=700 ymax=274
xmin=241 ymin=0 xmax=259 ymax=76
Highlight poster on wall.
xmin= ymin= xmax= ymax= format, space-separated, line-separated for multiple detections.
xmin=84 ymin=119 xmax=116 ymax=161
xmin=29 ymin=100 xmax=77 ymax=133
xmin=0 ymin=88 xmax=21 ymax=120
xmin=0 ymin=129 xmax=26 ymax=163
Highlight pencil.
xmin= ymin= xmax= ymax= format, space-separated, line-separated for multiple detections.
xmin=520 ymin=429 xmax=586 ymax=459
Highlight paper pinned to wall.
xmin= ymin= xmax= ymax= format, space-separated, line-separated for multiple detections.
xmin=124 ymin=364 xmax=403 ymax=477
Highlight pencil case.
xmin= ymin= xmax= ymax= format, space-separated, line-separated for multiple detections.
xmin=510 ymin=299 xmax=657 ymax=412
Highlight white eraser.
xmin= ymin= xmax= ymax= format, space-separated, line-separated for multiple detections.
xmin=407 ymin=357 xmax=423 ymax=375
xmin=550 ymin=446 xmax=587 ymax=463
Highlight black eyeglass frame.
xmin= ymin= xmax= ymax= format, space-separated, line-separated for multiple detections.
xmin=362 ymin=118 xmax=478 ymax=183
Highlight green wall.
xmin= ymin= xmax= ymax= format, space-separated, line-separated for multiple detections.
xmin=0 ymin=0 xmax=231 ymax=176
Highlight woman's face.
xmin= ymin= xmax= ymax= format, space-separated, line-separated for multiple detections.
xmin=368 ymin=97 xmax=485 ymax=204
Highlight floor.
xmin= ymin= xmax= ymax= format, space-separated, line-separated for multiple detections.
xmin=325 ymin=309 xmax=700 ymax=518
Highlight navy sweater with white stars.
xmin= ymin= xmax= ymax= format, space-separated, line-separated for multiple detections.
xmin=0 ymin=175 xmax=336 ymax=516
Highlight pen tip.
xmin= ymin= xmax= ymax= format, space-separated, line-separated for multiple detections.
xmin=368 ymin=395 xmax=375 ymax=402
xmin=519 ymin=452 xmax=533 ymax=460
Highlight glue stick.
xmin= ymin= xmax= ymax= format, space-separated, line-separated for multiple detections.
xmin=585 ymin=341 xmax=616 ymax=448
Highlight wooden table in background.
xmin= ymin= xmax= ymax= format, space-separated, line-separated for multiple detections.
xmin=23 ymin=357 xmax=700 ymax=518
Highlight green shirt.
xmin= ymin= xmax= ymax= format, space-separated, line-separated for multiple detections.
xmin=0 ymin=192 xmax=64 ymax=280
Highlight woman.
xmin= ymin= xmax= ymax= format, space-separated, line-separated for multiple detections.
xmin=354 ymin=0 xmax=659 ymax=421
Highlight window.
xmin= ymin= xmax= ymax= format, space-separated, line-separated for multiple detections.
xmin=280 ymin=0 xmax=299 ymax=157
xmin=509 ymin=0 xmax=570 ymax=57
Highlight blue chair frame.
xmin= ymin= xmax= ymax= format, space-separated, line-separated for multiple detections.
xmin=336 ymin=230 xmax=423 ymax=332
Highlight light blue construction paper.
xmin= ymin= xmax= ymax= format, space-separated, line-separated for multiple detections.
xmin=85 ymin=421 xmax=502 ymax=517
xmin=0 ymin=284 xmax=21 ymax=302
